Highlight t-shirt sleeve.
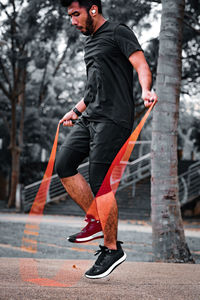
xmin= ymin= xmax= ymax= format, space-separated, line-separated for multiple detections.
xmin=83 ymin=64 xmax=98 ymax=106
xmin=114 ymin=24 xmax=143 ymax=58
xmin=84 ymin=80 xmax=93 ymax=106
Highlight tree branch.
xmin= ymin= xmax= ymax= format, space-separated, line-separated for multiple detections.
xmin=184 ymin=12 xmax=199 ymax=25
xmin=0 ymin=3 xmax=12 ymax=20
xmin=183 ymin=20 xmax=200 ymax=34
xmin=38 ymin=37 xmax=57 ymax=105
xmin=53 ymin=46 xmax=68 ymax=77
xmin=18 ymin=67 xmax=27 ymax=148
xmin=147 ymin=0 xmax=161 ymax=3
xmin=0 ymin=81 xmax=11 ymax=100
xmin=0 ymin=111 xmax=10 ymax=132
xmin=38 ymin=59 xmax=50 ymax=106
xmin=0 ymin=58 xmax=12 ymax=91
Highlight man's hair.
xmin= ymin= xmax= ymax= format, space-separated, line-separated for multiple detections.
xmin=60 ymin=0 xmax=102 ymax=14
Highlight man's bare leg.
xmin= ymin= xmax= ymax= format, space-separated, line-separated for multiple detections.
xmin=96 ymin=191 xmax=118 ymax=250
xmin=103 ymin=205 xmax=118 ymax=250
xmin=61 ymin=173 xmax=99 ymax=219
xmin=61 ymin=174 xmax=117 ymax=250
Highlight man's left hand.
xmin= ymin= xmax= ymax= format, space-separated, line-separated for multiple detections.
xmin=142 ymin=90 xmax=158 ymax=108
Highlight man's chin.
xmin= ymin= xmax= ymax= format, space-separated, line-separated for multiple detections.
xmin=82 ymin=31 xmax=91 ymax=36
xmin=76 ymin=27 xmax=90 ymax=36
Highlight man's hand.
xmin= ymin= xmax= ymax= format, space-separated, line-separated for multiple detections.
xmin=142 ymin=90 xmax=158 ymax=108
xmin=59 ymin=110 xmax=78 ymax=127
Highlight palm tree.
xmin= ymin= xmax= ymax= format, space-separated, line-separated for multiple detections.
xmin=151 ymin=0 xmax=194 ymax=262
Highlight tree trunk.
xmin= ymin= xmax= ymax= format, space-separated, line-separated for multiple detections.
xmin=8 ymin=95 xmax=18 ymax=208
xmin=151 ymin=0 xmax=194 ymax=263
xmin=8 ymin=66 xmax=27 ymax=208
xmin=8 ymin=148 xmax=20 ymax=208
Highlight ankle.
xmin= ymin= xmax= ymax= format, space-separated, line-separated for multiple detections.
xmin=86 ymin=214 xmax=99 ymax=222
xmin=104 ymin=242 xmax=117 ymax=250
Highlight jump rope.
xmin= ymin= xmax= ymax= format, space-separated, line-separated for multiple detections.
xmin=20 ymin=99 xmax=156 ymax=286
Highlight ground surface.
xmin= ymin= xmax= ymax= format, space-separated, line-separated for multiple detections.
xmin=0 ymin=213 xmax=200 ymax=300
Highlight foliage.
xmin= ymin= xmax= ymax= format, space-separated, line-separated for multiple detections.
xmin=143 ymin=0 xmax=200 ymax=157
xmin=182 ymin=0 xmax=200 ymax=96
xmin=106 ymin=0 xmax=151 ymax=26
xmin=0 ymin=0 xmax=153 ymax=189
xmin=0 ymin=0 xmax=83 ymax=195
xmin=178 ymin=97 xmax=200 ymax=160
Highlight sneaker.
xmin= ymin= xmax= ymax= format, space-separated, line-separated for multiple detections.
xmin=67 ymin=215 xmax=103 ymax=243
xmin=85 ymin=241 xmax=126 ymax=279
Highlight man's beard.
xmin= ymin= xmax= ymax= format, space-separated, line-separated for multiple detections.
xmin=83 ymin=13 xmax=94 ymax=36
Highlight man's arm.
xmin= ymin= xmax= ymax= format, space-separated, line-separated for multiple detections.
xmin=59 ymin=98 xmax=87 ymax=127
xmin=129 ymin=51 xmax=157 ymax=107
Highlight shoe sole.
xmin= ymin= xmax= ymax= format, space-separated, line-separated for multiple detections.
xmin=85 ymin=252 xmax=127 ymax=279
xmin=67 ymin=231 xmax=104 ymax=243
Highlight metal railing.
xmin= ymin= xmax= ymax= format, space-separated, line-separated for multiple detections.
xmin=178 ymin=161 xmax=200 ymax=205
xmin=23 ymin=161 xmax=89 ymax=212
xmin=23 ymin=141 xmax=151 ymax=212
xmin=23 ymin=142 xmax=200 ymax=212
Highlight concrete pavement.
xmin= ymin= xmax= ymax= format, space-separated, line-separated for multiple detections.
xmin=0 ymin=213 xmax=200 ymax=299
xmin=0 ymin=213 xmax=200 ymax=262
xmin=0 ymin=258 xmax=200 ymax=300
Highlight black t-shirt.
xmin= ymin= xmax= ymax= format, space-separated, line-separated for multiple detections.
xmin=83 ymin=21 xmax=142 ymax=129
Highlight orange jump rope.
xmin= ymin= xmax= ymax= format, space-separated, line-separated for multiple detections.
xmin=20 ymin=100 xmax=156 ymax=286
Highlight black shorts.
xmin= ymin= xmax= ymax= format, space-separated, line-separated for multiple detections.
xmin=56 ymin=117 xmax=131 ymax=195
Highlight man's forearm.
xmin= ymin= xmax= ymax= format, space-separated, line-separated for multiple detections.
xmin=129 ymin=51 xmax=152 ymax=92
xmin=129 ymin=51 xmax=157 ymax=107
xmin=137 ymin=63 xmax=152 ymax=93
xmin=74 ymin=98 xmax=87 ymax=113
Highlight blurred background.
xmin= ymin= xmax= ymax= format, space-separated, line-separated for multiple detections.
xmin=0 ymin=0 xmax=199 ymax=219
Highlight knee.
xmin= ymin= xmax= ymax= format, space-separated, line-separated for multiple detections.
xmin=55 ymin=152 xmax=64 ymax=178
xmin=55 ymin=148 xmax=78 ymax=178
xmin=89 ymin=181 xmax=100 ymax=197
xmin=90 ymin=180 xmax=111 ymax=197
xmin=89 ymin=163 xmax=111 ymax=197
xmin=55 ymin=156 xmax=65 ymax=178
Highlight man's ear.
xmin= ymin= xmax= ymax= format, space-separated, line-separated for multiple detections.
xmin=89 ymin=5 xmax=98 ymax=17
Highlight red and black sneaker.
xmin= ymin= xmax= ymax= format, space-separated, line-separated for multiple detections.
xmin=67 ymin=215 xmax=104 ymax=243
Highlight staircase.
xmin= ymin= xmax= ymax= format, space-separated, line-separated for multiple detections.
xmin=22 ymin=142 xmax=200 ymax=217
xmin=179 ymin=161 xmax=200 ymax=205
xmin=23 ymin=161 xmax=89 ymax=212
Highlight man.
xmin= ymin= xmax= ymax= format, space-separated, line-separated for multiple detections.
xmin=56 ymin=0 xmax=157 ymax=279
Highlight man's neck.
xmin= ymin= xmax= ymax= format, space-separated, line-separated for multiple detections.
xmin=93 ymin=16 xmax=106 ymax=34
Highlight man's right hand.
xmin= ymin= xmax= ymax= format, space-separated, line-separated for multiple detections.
xmin=59 ymin=110 xmax=78 ymax=127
